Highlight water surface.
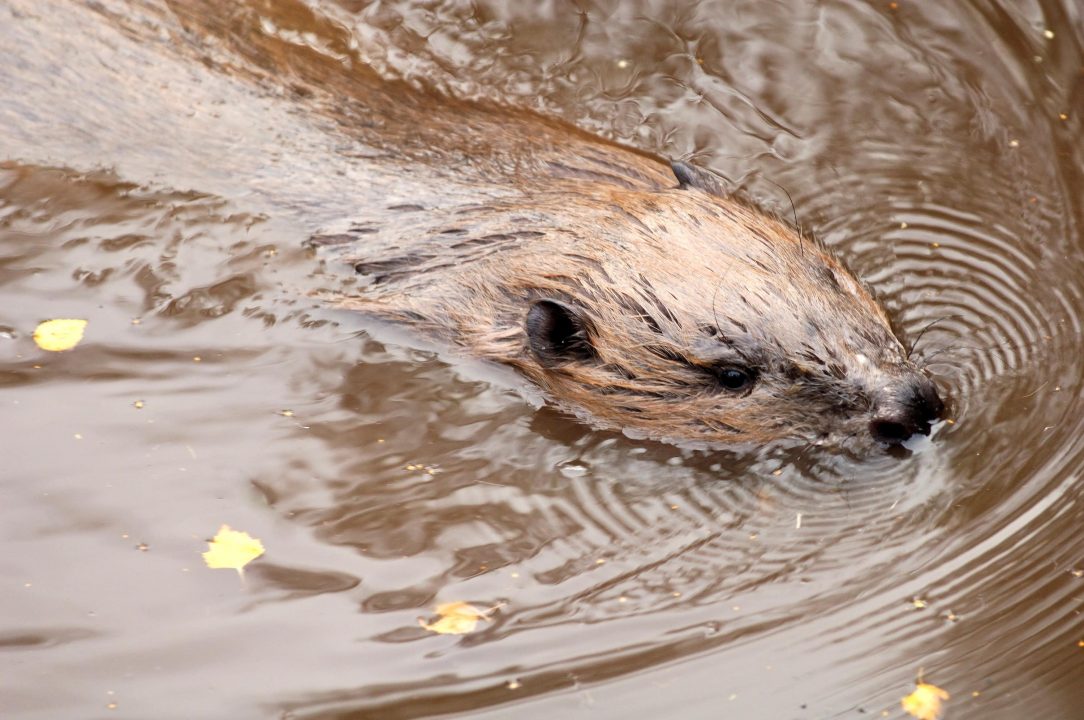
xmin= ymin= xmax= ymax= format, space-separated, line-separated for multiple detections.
xmin=2 ymin=1 xmax=1083 ymax=718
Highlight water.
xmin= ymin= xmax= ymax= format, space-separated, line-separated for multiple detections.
xmin=1 ymin=1 xmax=1082 ymax=718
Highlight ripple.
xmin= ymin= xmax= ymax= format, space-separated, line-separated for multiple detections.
xmin=3 ymin=1 xmax=1084 ymax=718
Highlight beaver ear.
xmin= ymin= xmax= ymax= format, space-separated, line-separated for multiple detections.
xmin=526 ymin=300 xmax=598 ymax=366
xmin=671 ymin=160 xmax=725 ymax=197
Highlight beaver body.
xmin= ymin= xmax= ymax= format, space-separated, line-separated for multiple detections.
xmin=0 ymin=0 xmax=942 ymax=448
xmin=321 ymin=155 xmax=943 ymax=448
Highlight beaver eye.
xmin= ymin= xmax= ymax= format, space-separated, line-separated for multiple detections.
xmin=712 ymin=366 xmax=756 ymax=393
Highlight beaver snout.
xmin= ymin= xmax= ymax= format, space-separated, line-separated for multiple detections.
xmin=868 ymin=375 xmax=945 ymax=446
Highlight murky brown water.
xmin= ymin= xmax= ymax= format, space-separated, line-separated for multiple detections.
xmin=2 ymin=1 xmax=1083 ymax=718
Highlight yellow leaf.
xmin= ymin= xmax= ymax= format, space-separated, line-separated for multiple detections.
xmin=419 ymin=601 xmax=489 ymax=635
xmin=33 ymin=318 xmax=87 ymax=352
xmin=902 ymin=682 xmax=949 ymax=720
xmin=202 ymin=525 xmax=264 ymax=574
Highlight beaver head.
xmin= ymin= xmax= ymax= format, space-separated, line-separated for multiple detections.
xmin=335 ymin=160 xmax=944 ymax=450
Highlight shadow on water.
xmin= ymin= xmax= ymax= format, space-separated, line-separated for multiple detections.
xmin=1 ymin=1 xmax=1083 ymax=718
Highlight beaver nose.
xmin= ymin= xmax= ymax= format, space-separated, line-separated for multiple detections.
xmin=868 ymin=375 xmax=944 ymax=445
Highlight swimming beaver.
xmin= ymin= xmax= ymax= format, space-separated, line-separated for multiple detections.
xmin=0 ymin=0 xmax=943 ymax=449
xmin=323 ymin=155 xmax=944 ymax=449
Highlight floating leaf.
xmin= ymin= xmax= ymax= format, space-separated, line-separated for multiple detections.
xmin=202 ymin=525 xmax=264 ymax=575
xmin=902 ymin=682 xmax=949 ymax=720
xmin=33 ymin=318 xmax=87 ymax=352
xmin=419 ymin=601 xmax=490 ymax=635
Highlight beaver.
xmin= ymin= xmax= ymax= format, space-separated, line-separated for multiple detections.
xmin=0 ymin=0 xmax=943 ymax=449
xmin=319 ymin=155 xmax=943 ymax=449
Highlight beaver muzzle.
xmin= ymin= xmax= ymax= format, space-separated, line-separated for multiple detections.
xmin=868 ymin=375 xmax=945 ymax=446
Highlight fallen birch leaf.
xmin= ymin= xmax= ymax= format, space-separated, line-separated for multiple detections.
xmin=202 ymin=525 xmax=264 ymax=575
xmin=902 ymin=682 xmax=949 ymax=720
xmin=419 ymin=601 xmax=489 ymax=635
xmin=33 ymin=318 xmax=87 ymax=352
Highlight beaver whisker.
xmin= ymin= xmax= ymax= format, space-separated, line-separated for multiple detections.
xmin=710 ymin=256 xmax=739 ymax=334
xmin=760 ymin=175 xmax=803 ymax=257
xmin=906 ymin=315 xmax=961 ymax=360
xmin=911 ymin=328 xmax=1062 ymax=365
xmin=915 ymin=345 xmax=977 ymax=363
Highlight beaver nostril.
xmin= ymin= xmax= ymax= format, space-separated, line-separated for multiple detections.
xmin=909 ymin=381 xmax=945 ymax=437
xmin=869 ymin=418 xmax=917 ymax=445
xmin=868 ymin=376 xmax=945 ymax=445
xmin=913 ymin=377 xmax=945 ymax=421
